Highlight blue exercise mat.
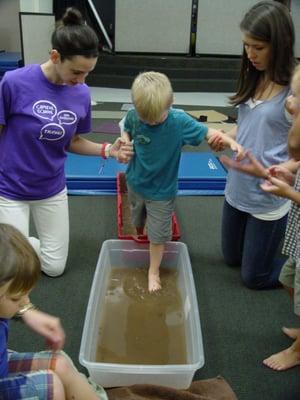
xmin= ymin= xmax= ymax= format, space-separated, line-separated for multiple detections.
xmin=65 ymin=152 xmax=227 ymax=195
xmin=179 ymin=152 xmax=227 ymax=180
xmin=66 ymin=154 xmax=126 ymax=180
xmin=0 ymin=52 xmax=22 ymax=67
xmin=0 ymin=52 xmax=23 ymax=81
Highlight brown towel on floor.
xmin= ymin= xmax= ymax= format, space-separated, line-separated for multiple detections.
xmin=106 ymin=376 xmax=238 ymax=400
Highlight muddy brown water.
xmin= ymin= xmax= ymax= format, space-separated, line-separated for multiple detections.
xmin=96 ymin=267 xmax=187 ymax=365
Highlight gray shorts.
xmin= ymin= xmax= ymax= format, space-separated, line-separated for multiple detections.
xmin=279 ymin=257 xmax=300 ymax=316
xmin=127 ymin=185 xmax=175 ymax=244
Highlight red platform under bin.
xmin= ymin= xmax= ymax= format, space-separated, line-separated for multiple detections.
xmin=117 ymin=172 xmax=180 ymax=243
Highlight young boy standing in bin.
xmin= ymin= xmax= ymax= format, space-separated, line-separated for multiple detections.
xmin=121 ymin=71 xmax=244 ymax=292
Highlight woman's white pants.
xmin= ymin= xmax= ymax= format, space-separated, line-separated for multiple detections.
xmin=0 ymin=188 xmax=69 ymax=277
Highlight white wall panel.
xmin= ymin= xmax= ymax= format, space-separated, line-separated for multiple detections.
xmin=20 ymin=0 xmax=52 ymax=13
xmin=20 ymin=13 xmax=55 ymax=64
xmin=0 ymin=0 xmax=21 ymax=51
xmin=115 ymin=0 xmax=193 ymax=53
xmin=196 ymin=0 xmax=257 ymax=55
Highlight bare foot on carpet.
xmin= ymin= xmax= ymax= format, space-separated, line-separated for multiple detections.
xmin=148 ymin=270 xmax=161 ymax=292
xmin=263 ymin=344 xmax=300 ymax=371
xmin=282 ymin=327 xmax=300 ymax=339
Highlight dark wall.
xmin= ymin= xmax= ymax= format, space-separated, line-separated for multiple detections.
xmin=92 ymin=0 xmax=115 ymax=42
xmin=53 ymin=0 xmax=115 ymax=49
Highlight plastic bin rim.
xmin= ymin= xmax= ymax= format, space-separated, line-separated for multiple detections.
xmin=79 ymin=356 xmax=204 ymax=372
xmin=101 ymin=238 xmax=187 ymax=247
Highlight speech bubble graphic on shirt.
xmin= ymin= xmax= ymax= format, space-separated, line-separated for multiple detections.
xmin=33 ymin=100 xmax=57 ymax=121
xmin=39 ymin=123 xmax=65 ymax=141
xmin=57 ymin=110 xmax=77 ymax=125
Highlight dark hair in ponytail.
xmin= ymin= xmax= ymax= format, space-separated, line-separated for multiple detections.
xmin=51 ymin=7 xmax=99 ymax=60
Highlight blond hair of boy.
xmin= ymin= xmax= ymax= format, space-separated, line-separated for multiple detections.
xmin=131 ymin=71 xmax=174 ymax=124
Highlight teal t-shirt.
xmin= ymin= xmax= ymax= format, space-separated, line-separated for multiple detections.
xmin=124 ymin=108 xmax=208 ymax=200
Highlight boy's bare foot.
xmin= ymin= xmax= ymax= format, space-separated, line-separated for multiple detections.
xmin=263 ymin=345 xmax=300 ymax=371
xmin=148 ymin=271 xmax=161 ymax=292
xmin=282 ymin=327 xmax=300 ymax=339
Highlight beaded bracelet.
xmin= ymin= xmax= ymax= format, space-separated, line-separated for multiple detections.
xmin=15 ymin=302 xmax=37 ymax=318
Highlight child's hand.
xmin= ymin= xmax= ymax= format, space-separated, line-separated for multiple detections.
xmin=110 ymin=137 xmax=134 ymax=163
xmin=207 ymin=131 xmax=226 ymax=151
xmin=220 ymin=151 xmax=268 ymax=178
xmin=22 ymin=309 xmax=65 ymax=351
xmin=207 ymin=131 xmax=245 ymax=160
xmin=268 ymin=165 xmax=296 ymax=186
xmin=260 ymin=176 xmax=293 ymax=198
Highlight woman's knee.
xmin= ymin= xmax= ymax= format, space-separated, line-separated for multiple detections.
xmin=221 ymin=236 xmax=242 ymax=266
xmin=40 ymin=252 xmax=67 ymax=277
xmin=241 ymin=269 xmax=266 ymax=290
xmin=29 ymin=237 xmax=67 ymax=276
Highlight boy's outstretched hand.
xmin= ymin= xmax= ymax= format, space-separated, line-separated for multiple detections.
xmin=220 ymin=151 xmax=268 ymax=178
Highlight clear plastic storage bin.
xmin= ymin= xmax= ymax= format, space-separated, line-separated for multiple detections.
xmin=79 ymin=240 xmax=204 ymax=389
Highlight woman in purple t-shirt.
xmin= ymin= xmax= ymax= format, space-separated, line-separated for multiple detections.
xmin=0 ymin=7 xmax=133 ymax=277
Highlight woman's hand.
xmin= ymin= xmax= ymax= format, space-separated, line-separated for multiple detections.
xmin=110 ymin=137 xmax=134 ymax=163
xmin=220 ymin=151 xmax=268 ymax=178
xmin=22 ymin=309 xmax=65 ymax=351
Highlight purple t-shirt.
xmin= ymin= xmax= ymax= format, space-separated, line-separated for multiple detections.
xmin=0 ymin=64 xmax=92 ymax=200
xmin=0 ymin=319 xmax=8 ymax=378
